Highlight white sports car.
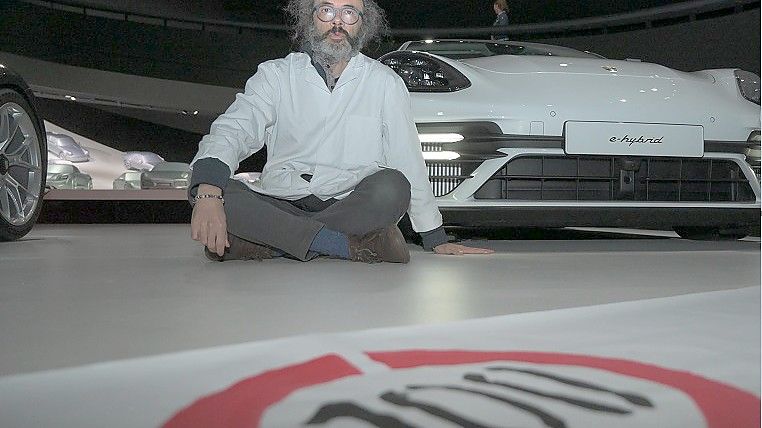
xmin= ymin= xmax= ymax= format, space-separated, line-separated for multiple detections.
xmin=140 ymin=161 xmax=191 ymax=189
xmin=46 ymin=162 xmax=92 ymax=190
xmin=46 ymin=132 xmax=89 ymax=162
xmin=379 ymin=39 xmax=761 ymax=239
xmin=122 ymin=151 xmax=165 ymax=171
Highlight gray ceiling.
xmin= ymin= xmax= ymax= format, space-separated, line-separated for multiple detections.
xmin=58 ymin=0 xmax=696 ymax=27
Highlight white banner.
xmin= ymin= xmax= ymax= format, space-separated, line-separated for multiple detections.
xmin=0 ymin=287 xmax=758 ymax=428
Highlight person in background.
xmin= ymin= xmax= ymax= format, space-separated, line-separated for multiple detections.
xmin=189 ymin=0 xmax=494 ymax=263
xmin=491 ymin=0 xmax=510 ymax=40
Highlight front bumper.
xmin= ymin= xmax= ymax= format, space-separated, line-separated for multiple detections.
xmin=141 ymin=178 xmax=189 ymax=189
xmin=420 ymin=126 xmax=761 ymax=229
xmin=439 ymin=203 xmax=760 ymax=230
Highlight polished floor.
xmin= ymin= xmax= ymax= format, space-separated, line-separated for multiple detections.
xmin=0 ymin=224 xmax=759 ymax=376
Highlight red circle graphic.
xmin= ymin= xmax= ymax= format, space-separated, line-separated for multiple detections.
xmin=163 ymin=350 xmax=760 ymax=428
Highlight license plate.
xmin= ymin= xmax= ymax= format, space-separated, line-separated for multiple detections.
xmin=565 ymin=121 xmax=704 ymax=157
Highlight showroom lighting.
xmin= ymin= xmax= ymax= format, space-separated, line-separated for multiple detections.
xmin=422 ymin=151 xmax=460 ymax=160
xmin=65 ymin=95 xmax=77 ymax=101
xmin=559 ymin=63 xmax=568 ymax=67
xmin=424 ymin=39 xmax=434 ymax=44
xmin=418 ymin=133 xmax=464 ymax=143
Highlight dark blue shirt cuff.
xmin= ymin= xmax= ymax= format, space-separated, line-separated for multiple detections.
xmin=420 ymin=226 xmax=449 ymax=251
xmin=188 ymin=157 xmax=231 ymax=203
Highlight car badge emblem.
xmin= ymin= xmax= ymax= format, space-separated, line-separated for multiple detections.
xmin=603 ymin=66 xmax=618 ymax=72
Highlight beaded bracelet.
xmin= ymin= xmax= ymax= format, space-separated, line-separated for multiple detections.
xmin=194 ymin=193 xmax=224 ymax=204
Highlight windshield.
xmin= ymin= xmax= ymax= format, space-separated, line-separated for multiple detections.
xmin=403 ymin=40 xmax=602 ymax=60
xmin=152 ymin=162 xmax=189 ymax=172
xmin=49 ymin=135 xmax=77 ymax=146
xmin=48 ymin=164 xmax=75 ymax=174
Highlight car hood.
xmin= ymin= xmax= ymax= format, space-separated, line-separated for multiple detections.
xmin=412 ymin=55 xmax=760 ymax=141
xmin=460 ymin=55 xmax=691 ymax=81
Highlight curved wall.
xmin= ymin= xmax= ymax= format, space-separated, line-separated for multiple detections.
xmin=0 ymin=1 xmax=287 ymax=88
xmin=1 ymin=0 xmax=759 ymax=90
xmin=543 ymin=8 xmax=760 ymax=75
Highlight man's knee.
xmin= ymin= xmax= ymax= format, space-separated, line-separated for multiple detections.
xmin=220 ymin=178 xmax=244 ymax=194
xmin=363 ymin=169 xmax=411 ymax=213
xmin=221 ymin=179 xmax=285 ymax=221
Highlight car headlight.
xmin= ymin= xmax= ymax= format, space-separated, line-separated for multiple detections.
xmin=734 ymin=70 xmax=760 ymax=105
xmin=745 ymin=130 xmax=761 ymax=164
xmin=420 ymin=141 xmax=461 ymax=161
xmin=418 ymin=133 xmax=464 ymax=143
xmin=422 ymin=151 xmax=460 ymax=160
xmin=379 ymin=52 xmax=471 ymax=93
xmin=180 ymin=172 xmax=190 ymax=179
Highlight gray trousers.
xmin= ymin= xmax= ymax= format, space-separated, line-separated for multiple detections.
xmin=223 ymin=169 xmax=411 ymax=260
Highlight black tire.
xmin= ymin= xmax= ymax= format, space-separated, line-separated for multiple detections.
xmin=0 ymin=88 xmax=46 ymax=241
xmin=673 ymin=226 xmax=749 ymax=241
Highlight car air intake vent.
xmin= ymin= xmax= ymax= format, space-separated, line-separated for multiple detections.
xmin=425 ymin=160 xmax=476 ymax=196
xmin=470 ymin=155 xmax=756 ymax=202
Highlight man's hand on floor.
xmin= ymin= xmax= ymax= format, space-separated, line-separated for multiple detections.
xmin=433 ymin=242 xmax=495 ymax=255
xmin=191 ymin=197 xmax=229 ymax=257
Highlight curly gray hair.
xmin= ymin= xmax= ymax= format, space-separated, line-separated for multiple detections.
xmin=284 ymin=0 xmax=389 ymax=51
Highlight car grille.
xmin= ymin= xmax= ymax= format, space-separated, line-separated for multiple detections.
xmin=428 ymin=155 xmax=757 ymax=202
xmin=426 ymin=160 xmax=474 ymax=196
xmin=424 ymin=142 xmax=479 ymax=196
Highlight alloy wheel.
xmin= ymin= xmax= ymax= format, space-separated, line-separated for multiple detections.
xmin=0 ymin=102 xmax=43 ymax=225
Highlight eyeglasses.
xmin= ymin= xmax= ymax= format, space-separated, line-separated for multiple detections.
xmin=313 ymin=4 xmax=363 ymax=25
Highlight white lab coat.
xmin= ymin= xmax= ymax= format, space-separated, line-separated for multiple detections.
xmin=191 ymin=52 xmax=443 ymax=233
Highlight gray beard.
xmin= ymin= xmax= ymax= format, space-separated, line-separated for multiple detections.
xmin=306 ymin=27 xmax=360 ymax=67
